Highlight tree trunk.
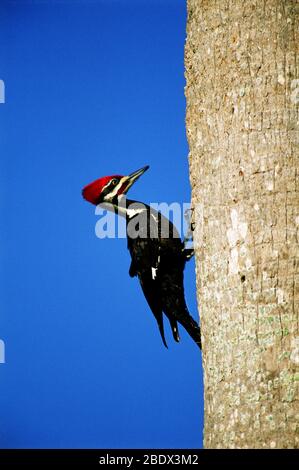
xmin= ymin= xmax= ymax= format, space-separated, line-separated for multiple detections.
xmin=185 ymin=0 xmax=299 ymax=449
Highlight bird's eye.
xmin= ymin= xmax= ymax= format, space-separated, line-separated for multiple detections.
xmin=111 ymin=178 xmax=118 ymax=186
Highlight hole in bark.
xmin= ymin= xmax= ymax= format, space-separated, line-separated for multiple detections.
xmin=241 ymin=275 xmax=246 ymax=283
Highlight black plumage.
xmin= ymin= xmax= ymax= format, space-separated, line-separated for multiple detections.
xmin=126 ymin=199 xmax=201 ymax=349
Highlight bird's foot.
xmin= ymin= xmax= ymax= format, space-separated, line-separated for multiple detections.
xmin=183 ymin=208 xmax=195 ymax=262
xmin=183 ymin=248 xmax=194 ymax=261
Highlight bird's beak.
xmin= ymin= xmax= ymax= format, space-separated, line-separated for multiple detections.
xmin=122 ymin=165 xmax=149 ymax=193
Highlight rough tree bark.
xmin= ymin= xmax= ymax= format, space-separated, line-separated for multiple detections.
xmin=185 ymin=0 xmax=298 ymax=448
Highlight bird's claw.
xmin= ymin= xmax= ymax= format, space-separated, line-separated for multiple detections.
xmin=183 ymin=248 xmax=194 ymax=261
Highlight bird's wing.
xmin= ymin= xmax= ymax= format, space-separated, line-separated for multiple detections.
xmin=127 ymin=236 xmax=168 ymax=348
xmin=139 ymin=272 xmax=168 ymax=348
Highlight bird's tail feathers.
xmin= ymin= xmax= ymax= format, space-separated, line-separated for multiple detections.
xmin=168 ymin=318 xmax=180 ymax=343
xmin=158 ymin=320 xmax=168 ymax=349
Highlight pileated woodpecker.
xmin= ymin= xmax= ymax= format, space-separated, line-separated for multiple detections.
xmin=82 ymin=165 xmax=201 ymax=349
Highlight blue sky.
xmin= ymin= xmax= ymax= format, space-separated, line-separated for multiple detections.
xmin=0 ymin=0 xmax=203 ymax=448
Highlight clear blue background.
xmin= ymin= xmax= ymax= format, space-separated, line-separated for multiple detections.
xmin=0 ymin=0 xmax=203 ymax=449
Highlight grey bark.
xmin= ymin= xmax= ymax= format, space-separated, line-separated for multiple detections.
xmin=185 ymin=0 xmax=299 ymax=448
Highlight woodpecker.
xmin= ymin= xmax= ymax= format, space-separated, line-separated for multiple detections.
xmin=82 ymin=165 xmax=201 ymax=349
